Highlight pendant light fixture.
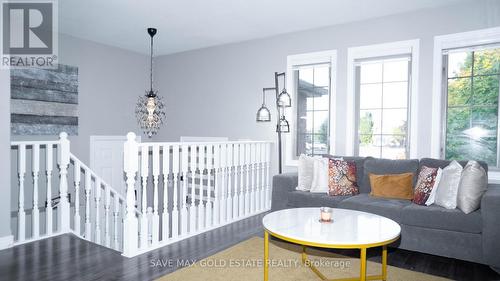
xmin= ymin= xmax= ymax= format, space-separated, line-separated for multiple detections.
xmin=255 ymin=72 xmax=291 ymax=174
xmin=135 ymin=27 xmax=166 ymax=138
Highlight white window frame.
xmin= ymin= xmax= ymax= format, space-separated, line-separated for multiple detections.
xmin=431 ymin=26 xmax=500 ymax=183
xmin=285 ymin=50 xmax=337 ymax=166
xmin=346 ymin=39 xmax=420 ymax=158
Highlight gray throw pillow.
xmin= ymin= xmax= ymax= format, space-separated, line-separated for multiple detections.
xmin=434 ymin=160 xmax=463 ymax=209
xmin=457 ymin=161 xmax=487 ymax=214
xmin=297 ymin=154 xmax=314 ymax=191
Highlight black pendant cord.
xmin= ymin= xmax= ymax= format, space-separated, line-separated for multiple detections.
xmin=150 ymin=32 xmax=154 ymax=94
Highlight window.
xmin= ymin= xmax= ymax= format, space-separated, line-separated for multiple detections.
xmin=295 ymin=65 xmax=331 ymax=156
xmin=285 ymin=50 xmax=337 ymax=165
xmin=442 ymin=46 xmax=500 ymax=167
xmin=355 ymin=56 xmax=411 ymax=159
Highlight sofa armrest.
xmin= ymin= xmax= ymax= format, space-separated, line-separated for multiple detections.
xmin=271 ymin=172 xmax=298 ymax=211
xmin=482 ymin=185 xmax=500 ymax=268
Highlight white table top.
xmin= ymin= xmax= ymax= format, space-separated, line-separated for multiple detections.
xmin=262 ymin=208 xmax=401 ymax=248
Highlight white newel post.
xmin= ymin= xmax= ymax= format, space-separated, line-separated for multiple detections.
xmin=123 ymin=132 xmax=139 ymax=257
xmin=57 ymin=132 xmax=71 ymax=233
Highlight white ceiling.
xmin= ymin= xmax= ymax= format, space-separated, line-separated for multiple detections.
xmin=59 ymin=0 xmax=468 ymax=56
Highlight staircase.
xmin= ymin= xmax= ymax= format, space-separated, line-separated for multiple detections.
xmin=11 ymin=133 xmax=127 ymax=251
xmin=10 ymin=132 xmax=273 ymax=257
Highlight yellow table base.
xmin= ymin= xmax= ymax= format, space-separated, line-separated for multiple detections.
xmin=264 ymin=231 xmax=390 ymax=281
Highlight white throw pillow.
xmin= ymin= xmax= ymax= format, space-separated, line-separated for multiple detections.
xmin=425 ymin=168 xmax=442 ymax=206
xmin=310 ymin=157 xmax=329 ymax=193
xmin=296 ymin=154 xmax=315 ymax=191
xmin=457 ymin=161 xmax=487 ymax=214
xmin=434 ymin=160 xmax=463 ymax=209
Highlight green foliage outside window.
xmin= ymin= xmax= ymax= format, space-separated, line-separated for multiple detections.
xmin=446 ymin=49 xmax=500 ymax=166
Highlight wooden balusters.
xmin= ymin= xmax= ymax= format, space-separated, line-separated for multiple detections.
xmin=73 ymin=162 xmax=81 ymax=236
xmin=95 ymin=179 xmax=101 ymax=244
xmin=104 ymin=185 xmax=111 ymax=247
xmin=18 ymin=144 xmax=26 ymax=241
xmin=220 ymin=144 xmax=227 ymax=223
xmin=189 ymin=145 xmax=197 ymax=233
xmin=152 ymin=145 xmax=160 ymax=245
xmin=250 ymin=143 xmax=256 ymax=213
xmin=84 ymin=172 xmax=92 ymax=240
xmin=180 ymin=145 xmax=188 ymax=236
xmin=32 ymin=144 xmax=40 ymax=239
xmin=232 ymin=144 xmax=239 ymax=219
xmin=113 ymin=194 xmax=120 ymax=250
xmin=46 ymin=145 xmax=53 ymax=236
xmin=226 ymin=144 xmax=233 ymax=221
xmin=257 ymin=143 xmax=265 ymax=211
xmin=255 ymin=143 xmax=261 ymax=212
xmin=213 ymin=144 xmax=220 ymax=226
xmin=265 ymin=143 xmax=271 ymax=209
xmin=205 ymin=145 xmax=213 ymax=228
xmin=260 ymin=143 xmax=266 ymax=211
xmin=162 ymin=145 xmax=170 ymax=242
xmin=238 ymin=143 xmax=245 ymax=218
xmin=171 ymin=145 xmax=180 ymax=238
xmin=198 ymin=145 xmax=205 ymax=230
xmin=244 ymin=143 xmax=251 ymax=216
xmin=140 ymin=146 xmax=149 ymax=248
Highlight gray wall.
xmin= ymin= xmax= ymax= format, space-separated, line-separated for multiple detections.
xmin=153 ymin=0 xmax=500 ymax=173
xmin=1 ymin=69 xmax=11 ymax=238
xmin=11 ymin=34 xmax=149 ymax=163
xmin=8 ymin=35 xmax=150 ymax=237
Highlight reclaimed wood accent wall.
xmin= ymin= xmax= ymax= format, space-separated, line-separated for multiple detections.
xmin=11 ymin=64 xmax=79 ymax=135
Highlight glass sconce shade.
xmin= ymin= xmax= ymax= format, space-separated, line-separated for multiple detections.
xmin=256 ymin=104 xmax=271 ymax=122
xmin=277 ymin=88 xmax=291 ymax=107
xmin=277 ymin=116 xmax=290 ymax=133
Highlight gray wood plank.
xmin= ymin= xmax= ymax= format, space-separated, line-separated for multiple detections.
xmin=11 ymin=85 xmax=78 ymax=104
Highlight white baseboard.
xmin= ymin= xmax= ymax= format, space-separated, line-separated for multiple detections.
xmin=0 ymin=235 xmax=14 ymax=250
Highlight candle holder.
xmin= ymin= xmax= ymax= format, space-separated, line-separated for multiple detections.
xmin=319 ymin=207 xmax=333 ymax=223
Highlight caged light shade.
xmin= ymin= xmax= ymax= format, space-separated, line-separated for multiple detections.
xmin=277 ymin=116 xmax=290 ymax=133
xmin=256 ymin=89 xmax=271 ymax=122
xmin=277 ymin=88 xmax=291 ymax=107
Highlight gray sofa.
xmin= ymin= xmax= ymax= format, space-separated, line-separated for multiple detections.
xmin=271 ymin=157 xmax=500 ymax=271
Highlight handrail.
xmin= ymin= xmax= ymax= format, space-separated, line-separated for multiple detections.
xmin=70 ymin=153 xmax=141 ymax=216
xmin=11 ymin=140 xmax=60 ymax=146
xmin=138 ymin=140 xmax=273 ymax=147
xmin=69 ymin=153 xmax=125 ymax=202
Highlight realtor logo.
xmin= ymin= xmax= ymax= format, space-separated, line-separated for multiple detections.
xmin=1 ymin=1 xmax=58 ymax=68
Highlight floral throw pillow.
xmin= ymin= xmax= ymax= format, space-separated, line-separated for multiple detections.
xmin=328 ymin=159 xmax=359 ymax=196
xmin=413 ymin=166 xmax=439 ymax=205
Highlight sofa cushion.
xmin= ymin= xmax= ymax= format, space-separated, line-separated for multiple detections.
xmin=361 ymin=158 xmax=420 ymax=194
xmin=402 ymin=203 xmax=482 ymax=234
xmin=287 ymin=190 xmax=350 ymax=208
xmin=419 ymin=158 xmax=488 ymax=174
xmin=338 ymin=193 xmax=412 ymax=223
xmin=324 ymin=156 xmax=373 ymax=194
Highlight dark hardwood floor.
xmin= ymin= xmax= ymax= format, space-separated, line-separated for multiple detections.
xmin=0 ymin=213 xmax=498 ymax=281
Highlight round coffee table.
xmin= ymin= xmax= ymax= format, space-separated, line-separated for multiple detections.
xmin=262 ymin=208 xmax=401 ymax=281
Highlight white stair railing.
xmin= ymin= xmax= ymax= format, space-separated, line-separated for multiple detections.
xmin=11 ymin=133 xmax=127 ymax=252
xmin=11 ymin=132 xmax=272 ymax=258
xmin=122 ymin=132 xmax=272 ymax=257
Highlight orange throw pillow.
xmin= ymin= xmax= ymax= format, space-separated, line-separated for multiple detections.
xmin=369 ymin=173 xmax=414 ymax=200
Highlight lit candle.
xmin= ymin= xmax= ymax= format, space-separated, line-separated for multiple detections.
xmin=320 ymin=207 xmax=332 ymax=222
